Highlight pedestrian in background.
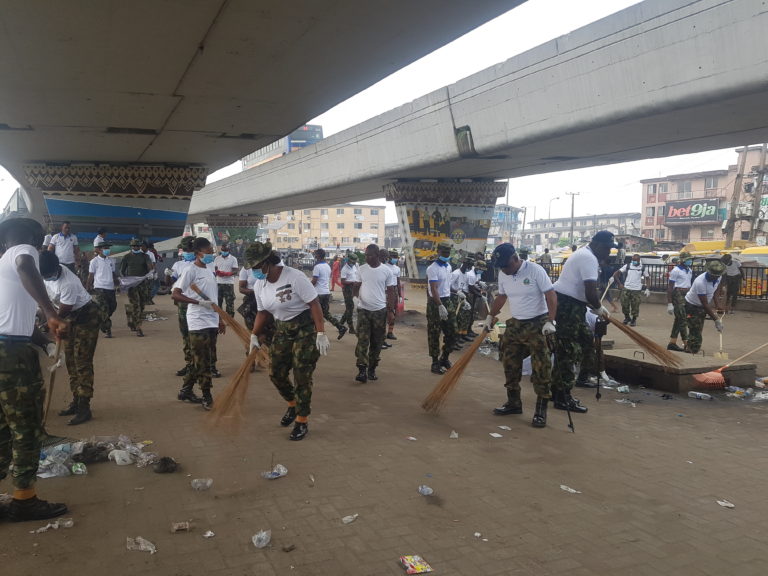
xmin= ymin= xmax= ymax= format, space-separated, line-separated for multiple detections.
xmin=720 ymin=253 xmax=742 ymax=314
xmin=47 ymin=221 xmax=80 ymax=275
xmin=119 ymin=238 xmax=152 ymax=337
xmin=311 ymin=248 xmax=347 ymax=339
xmin=86 ymin=241 xmax=118 ymax=338
xmin=168 ymin=236 xmax=197 ymax=377
xmin=214 ymin=242 xmax=239 ymax=316
xmin=339 ymin=253 xmax=360 ymax=335
xmin=613 ymin=254 xmax=649 ymax=326
xmin=666 ymin=251 xmax=692 ymax=352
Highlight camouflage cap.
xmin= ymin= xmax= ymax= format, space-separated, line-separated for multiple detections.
xmin=129 ymin=237 xmax=142 ymax=247
xmin=347 ymin=253 xmax=359 ymax=262
xmin=180 ymin=236 xmax=196 ymax=251
xmin=388 ymin=249 xmax=399 ymax=257
xmin=678 ymin=251 xmax=692 ymax=260
xmin=245 ymin=241 xmax=273 ymax=268
xmin=474 ymin=260 xmax=487 ymax=270
xmin=706 ymin=260 xmax=726 ymax=276
xmin=437 ymin=239 xmax=452 ymax=251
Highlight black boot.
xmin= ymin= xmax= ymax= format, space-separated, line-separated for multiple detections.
xmin=355 ymin=366 xmax=368 ymax=383
xmin=552 ymin=389 xmax=588 ymax=413
xmin=8 ymin=497 xmax=68 ymax=523
xmin=532 ymin=397 xmax=548 ymax=428
xmin=337 ymin=325 xmax=348 ymax=340
xmin=493 ymin=389 xmax=523 ymax=415
xmin=280 ymin=406 xmax=297 ymax=427
xmin=178 ymin=385 xmax=202 ymax=403
xmin=367 ymin=367 xmax=378 ymax=381
xmin=201 ymin=391 xmax=214 ymax=411
xmin=176 ymin=365 xmax=189 ymax=377
xmin=68 ymin=397 xmax=92 ymax=426
xmin=211 ymin=366 xmax=222 ymax=378
xmin=58 ymin=397 xmax=78 ymax=417
xmin=289 ymin=421 xmax=309 ymax=441
xmin=430 ymin=361 xmax=445 ymax=375
xmin=439 ymin=356 xmax=452 ymax=371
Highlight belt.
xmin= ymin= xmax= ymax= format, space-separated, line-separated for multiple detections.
xmin=276 ymin=308 xmax=312 ymax=327
xmin=510 ymin=314 xmax=547 ymax=324
xmin=0 ymin=335 xmax=32 ymax=343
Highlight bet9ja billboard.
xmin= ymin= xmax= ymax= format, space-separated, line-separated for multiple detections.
xmin=665 ymin=199 xmax=721 ymax=223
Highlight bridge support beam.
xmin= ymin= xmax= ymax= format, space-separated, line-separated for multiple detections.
xmin=385 ymin=180 xmax=505 ymax=279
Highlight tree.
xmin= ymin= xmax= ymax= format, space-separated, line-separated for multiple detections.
xmin=557 ymin=237 xmax=570 ymax=248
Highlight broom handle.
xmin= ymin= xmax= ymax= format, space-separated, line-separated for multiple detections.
xmin=719 ymin=341 xmax=768 ymax=370
xmin=600 ymin=278 xmax=613 ymax=304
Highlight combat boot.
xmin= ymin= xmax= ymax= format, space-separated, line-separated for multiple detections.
xmin=430 ymin=361 xmax=445 ymax=375
xmin=337 ymin=325 xmax=347 ymax=340
xmin=176 ymin=365 xmax=189 ymax=377
xmin=532 ymin=396 xmax=548 ymax=428
xmin=68 ymin=397 xmax=92 ymax=426
xmin=439 ymin=356 xmax=452 ymax=371
xmin=280 ymin=406 xmax=297 ymax=427
xmin=58 ymin=397 xmax=78 ymax=417
xmin=355 ymin=366 xmax=368 ymax=383
xmin=367 ymin=367 xmax=378 ymax=381
xmin=201 ymin=391 xmax=214 ymax=411
xmin=552 ymin=389 xmax=588 ymax=414
xmin=9 ymin=497 xmax=68 ymax=523
xmin=178 ymin=384 xmax=202 ymax=403
xmin=289 ymin=421 xmax=308 ymax=441
xmin=493 ymin=389 xmax=523 ymax=415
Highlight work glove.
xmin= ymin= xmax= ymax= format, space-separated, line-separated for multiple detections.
xmin=352 ymin=296 xmax=360 ymax=310
xmin=590 ymin=305 xmax=611 ymax=320
xmin=542 ymin=321 xmax=556 ymax=336
xmin=438 ymin=304 xmax=449 ymax=321
xmin=249 ymin=334 xmax=261 ymax=353
xmin=164 ymin=268 xmax=172 ymax=278
xmin=315 ymin=332 xmax=330 ymax=356
xmin=482 ymin=314 xmax=496 ymax=332
xmin=45 ymin=342 xmax=57 ymax=358
xmin=462 ymin=299 xmax=471 ymax=311
xmin=667 ymin=303 xmax=674 ymax=315
xmin=714 ymin=320 xmax=724 ymax=333
xmin=198 ymin=300 xmax=214 ymax=310
xmin=457 ymin=290 xmax=466 ymax=300
xmin=477 ymin=281 xmax=488 ymax=291
xmin=643 ymin=288 xmax=651 ymax=298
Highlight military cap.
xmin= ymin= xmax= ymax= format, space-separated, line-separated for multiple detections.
xmin=129 ymin=237 xmax=142 ymax=247
xmin=347 ymin=253 xmax=358 ymax=262
xmin=706 ymin=260 xmax=726 ymax=276
xmin=245 ymin=241 xmax=274 ymax=268
xmin=437 ymin=239 xmax=452 ymax=251
xmin=678 ymin=251 xmax=692 ymax=261
xmin=474 ymin=260 xmax=487 ymax=270
xmin=180 ymin=236 xmax=196 ymax=250
xmin=388 ymin=249 xmax=399 ymax=257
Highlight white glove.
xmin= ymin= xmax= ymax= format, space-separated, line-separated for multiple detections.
xmin=477 ymin=281 xmax=488 ymax=291
xmin=315 ymin=332 xmax=330 ymax=356
xmin=151 ymin=270 xmax=157 ymax=280
xmin=714 ymin=320 xmax=724 ymax=333
xmin=457 ymin=290 xmax=466 ymax=300
xmin=164 ymin=268 xmax=172 ymax=277
xmin=352 ymin=296 xmax=360 ymax=310
xmin=542 ymin=321 xmax=556 ymax=336
xmin=462 ymin=300 xmax=471 ymax=311
xmin=438 ymin=304 xmax=449 ymax=321
xmin=667 ymin=303 xmax=674 ymax=315
xmin=643 ymin=288 xmax=651 ymax=298
xmin=45 ymin=342 xmax=57 ymax=358
xmin=198 ymin=300 xmax=214 ymax=310
xmin=482 ymin=314 xmax=496 ymax=332
xmin=249 ymin=334 xmax=261 ymax=353
xmin=590 ymin=305 xmax=611 ymax=319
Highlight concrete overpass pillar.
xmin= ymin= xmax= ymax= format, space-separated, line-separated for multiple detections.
xmin=385 ymin=180 xmax=505 ymax=279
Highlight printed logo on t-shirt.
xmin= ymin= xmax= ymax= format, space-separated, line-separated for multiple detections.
xmin=523 ymin=278 xmax=531 ymax=285
xmin=276 ymin=284 xmax=293 ymax=302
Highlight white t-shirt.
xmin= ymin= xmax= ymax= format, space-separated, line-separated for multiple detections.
xmin=238 ymin=266 xmax=257 ymax=290
xmin=45 ymin=265 xmax=92 ymax=312
xmin=619 ymin=262 xmax=649 ymax=291
xmin=340 ymin=263 xmax=359 ymax=283
xmin=312 ymin=261 xmax=332 ymax=295
xmin=498 ymin=261 xmax=553 ymax=320
xmin=668 ymin=266 xmax=692 ymax=289
xmin=49 ymin=232 xmax=79 ymax=264
xmin=144 ymin=251 xmax=156 ymax=264
xmin=255 ymin=266 xmax=318 ymax=321
xmin=426 ymin=261 xmax=452 ymax=298
xmin=171 ymin=260 xmax=195 ymax=281
xmin=450 ymin=268 xmax=468 ymax=292
xmin=176 ymin=265 xmax=220 ymax=330
xmin=358 ymin=263 xmax=394 ymax=311
xmin=214 ymin=254 xmax=239 ymax=285
xmin=552 ymin=247 xmax=599 ymax=303
xmin=467 ymin=268 xmax=477 ymax=286
xmin=0 ymin=244 xmax=39 ymax=337
xmin=383 ymin=263 xmax=399 ymax=287
xmin=725 ymin=258 xmax=742 ymax=277
xmin=685 ymin=273 xmax=721 ymax=307
xmin=89 ymin=255 xmax=116 ymax=290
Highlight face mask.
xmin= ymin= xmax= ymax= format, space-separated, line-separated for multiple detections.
xmin=438 ymin=256 xmax=451 ymax=263
xmin=252 ymin=269 xmax=267 ymax=280
xmin=131 ymin=249 xmax=141 ymax=254
xmin=632 ymin=260 xmax=640 ymax=265
xmin=182 ymin=251 xmax=195 ymax=262
xmin=684 ymin=259 xmax=692 ymax=266
xmin=102 ymin=249 xmax=111 ymax=256
xmin=390 ymin=258 xmax=397 ymax=264
xmin=201 ymin=254 xmax=215 ymax=265
xmin=221 ymin=251 xmax=229 ymax=257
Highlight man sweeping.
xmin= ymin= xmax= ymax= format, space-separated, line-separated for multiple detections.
xmin=666 ymin=251 xmax=693 ymax=352
xmin=684 ymin=260 xmax=725 ymax=354
xmin=426 ymin=240 xmax=457 ymax=375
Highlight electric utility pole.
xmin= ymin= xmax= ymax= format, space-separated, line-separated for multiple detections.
xmin=566 ymin=192 xmax=579 ymax=246
xmin=724 ymin=146 xmax=749 ymax=249
xmin=749 ymin=143 xmax=766 ymax=242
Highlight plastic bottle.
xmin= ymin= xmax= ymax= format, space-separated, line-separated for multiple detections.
xmin=190 ymin=478 xmax=213 ymax=491
xmin=417 ymin=485 xmax=434 ymax=496
xmin=688 ymin=391 xmax=712 ymax=400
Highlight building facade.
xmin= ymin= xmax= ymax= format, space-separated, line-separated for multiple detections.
xmin=640 ymin=146 xmax=767 ymax=245
xmin=487 ymin=204 xmax=524 ymax=247
xmin=261 ymin=204 xmax=385 ymax=252
xmin=524 ymin=212 xmax=641 ymax=250
xmin=384 ymin=223 xmax=403 ymax=250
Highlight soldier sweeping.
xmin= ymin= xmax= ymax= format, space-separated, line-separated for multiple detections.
xmin=666 ymin=251 xmax=693 ymax=352
xmin=426 ymin=240 xmax=457 ymax=375
xmin=86 ymin=241 xmax=118 ymax=338
xmin=119 ymin=237 xmax=152 ymax=337
xmin=483 ymin=243 xmax=557 ymax=427
xmin=214 ymin=242 xmax=239 ymax=316
xmin=684 ymin=260 xmax=725 ymax=354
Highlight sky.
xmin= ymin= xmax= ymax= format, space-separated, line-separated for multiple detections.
xmin=0 ymin=0 xmax=743 ymax=223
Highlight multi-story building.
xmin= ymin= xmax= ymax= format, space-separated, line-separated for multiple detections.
xmin=524 ymin=213 xmax=641 ymax=250
xmin=241 ymin=124 xmax=324 ymax=170
xmin=640 ymin=146 xmax=766 ymax=244
xmin=261 ymin=204 xmax=385 ymax=252
xmin=487 ymin=204 xmax=524 ymax=247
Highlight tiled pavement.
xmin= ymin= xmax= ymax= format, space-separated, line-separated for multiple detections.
xmin=2 ymin=287 xmax=767 ymax=575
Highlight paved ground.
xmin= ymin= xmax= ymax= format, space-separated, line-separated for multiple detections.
xmin=2 ymin=285 xmax=768 ymax=575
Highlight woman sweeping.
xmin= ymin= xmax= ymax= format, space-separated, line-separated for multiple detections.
xmin=247 ymin=242 xmax=330 ymax=441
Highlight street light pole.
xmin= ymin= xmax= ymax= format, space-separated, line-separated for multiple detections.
xmin=566 ymin=192 xmax=580 ymax=246
xmin=520 ymin=207 xmax=527 ymax=247
xmin=548 ymin=196 xmax=560 ymax=220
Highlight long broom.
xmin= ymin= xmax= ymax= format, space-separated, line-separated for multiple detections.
xmin=605 ymin=317 xmax=683 ymax=369
xmin=692 ymin=340 xmax=768 ymax=387
xmin=205 ymin=346 xmax=263 ymax=432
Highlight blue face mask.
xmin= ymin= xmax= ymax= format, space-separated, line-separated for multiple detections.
xmin=252 ymin=269 xmax=267 ymax=280
xmin=221 ymin=251 xmax=229 ymax=257
xmin=131 ymin=249 xmax=141 ymax=254
xmin=390 ymin=258 xmax=397 ymax=264
xmin=102 ymin=249 xmax=111 ymax=256
xmin=438 ymin=255 xmax=451 ymax=263
xmin=201 ymin=254 xmax=215 ymax=265
xmin=182 ymin=251 xmax=195 ymax=262
xmin=684 ymin=259 xmax=693 ymax=266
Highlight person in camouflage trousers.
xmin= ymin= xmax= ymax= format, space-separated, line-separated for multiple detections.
xmin=119 ymin=237 xmax=151 ymax=337
xmin=426 ymin=240 xmax=457 ymax=374
xmin=91 ymin=288 xmax=116 ymax=334
xmin=182 ymin=328 xmax=218 ymax=400
xmin=269 ymin=315 xmax=320 ymax=419
xmin=552 ymin=294 xmax=596 ymax=396
xmin=60 ymin=302 xmax=100 ymax=423
xmin=355 ymin=308 xmax=387 ymax=374
xmin=426 ymin=296 xmax=456 ymax=363
xmin=684 ymin=260 xmax=725 ymax=354
xmin=339 ymin=253 xmax=360 ymax=333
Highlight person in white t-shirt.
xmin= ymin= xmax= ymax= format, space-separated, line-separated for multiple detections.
xmin=376 ymin=247 xmax=398 ymax=350
xmin=384 ymin=248 xmax=402 ymax=341
xmin=353 ymin=245 xmax=396 ymax=383
xmin=311 ymin=249 xmax=346 ymax=339
xmin=214 ymin=242 xmax=239 ymax=316
xmin=684 ymin=260 xmax=725 ymax=354
xmin=47 ymin=221 xmax=80 ymax=274
xmin=167 ymin=236 xmax=198 ymax=377
xmin=40 ymin=252 xmax=100 ymax=426
xmin=0 ymin=217 xmax=70 ymax=522
xmin=172 ymin=237 xmax=225 ymax=411
xmin=613 ymin=254 xmax=650 ymax=326
xmin=247 ymin=242 xmax=328 ymax=442
xmin=92 ymin=227 xmax=108 ymax=248
xmin=450 ymin=258 xmax=474 ymax=343
xmin=338 ymin=253 xmax=360 ymax=334
xmin=720 ymin=253 xmax=742 ymax=314
xmin=426 ymin=240 xmax=457 ymax=375
xmin=666 ymin=251 xmax=693 ymax=352
xmin=86 ymin=242 xmax=118 ymax=338
xmin=483 ymin=243 xmax=557 ymax=428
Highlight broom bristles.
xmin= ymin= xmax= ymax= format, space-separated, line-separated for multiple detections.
xmin=692 ymin=370 xmax=726 ymax=387
xmin=205 ymin=346 xmax=264 ymax=433
xmin=606 ymin=317 xmax=683 ymax=369
xmin=421 ymin=332 xmax=488 ymax=414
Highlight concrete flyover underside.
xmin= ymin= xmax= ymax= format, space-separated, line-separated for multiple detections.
xmin=189 ymin=0 xmax=768 ymax=220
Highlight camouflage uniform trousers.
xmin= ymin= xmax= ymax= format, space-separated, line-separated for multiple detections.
xmin=238 ymin=293 xmax=257 ymax=331
xmin=0 ymin=341 xmax=44 ymax=490
xmin=620 ymin=289 xmax=642 ymax=320
xmin=500 ymin=315 xmax=552 ymax=399
xmin=426 ymin=297 xmax=456 ymax=360
xmin=453 ymin=294 xmax=471 ymax=335
xmin=183 ymin=328 xmax=218 ymax=393
xmin=669 ymin=289 xmax=689 ymax=342
xmin=217 ymin=283 xmax=236 ymax=317
xmin=269 ymin=311 xmax=319 ymax=418
xmin=63 ymin=302 xmax=101 ymax=399
xmin=318 ymin=294 xmax=343 ymax=330
xmin=177 ymin=302 xmax=192 ymax=369
xmin=339 ymin=284 xmax=355 ymax=329
xmin=724 ymin=274 xmax=742 ymax=308
xmin=91 ymin=288 xmax=117 ymax=333
xmin=125 ymin=279 xmax=149 ymax=330
xmin=355 ymin=308 xmax=387 ymax=368
xmin=551 ymin=292 xmax=596 ymax=392
xmin=685 ymin=303 xmax=707 ymax=354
